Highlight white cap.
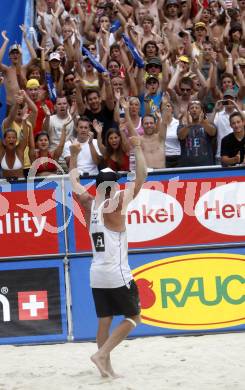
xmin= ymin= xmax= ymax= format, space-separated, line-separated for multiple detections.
xmin=49 ymin=52 xmax=61 ymax=62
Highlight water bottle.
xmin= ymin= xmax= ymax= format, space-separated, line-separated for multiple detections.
xmin=129 ymin=150 xmax=136 ymax=172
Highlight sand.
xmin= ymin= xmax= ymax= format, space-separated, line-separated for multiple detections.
xmin=0 ymin=332 xmax=245 ymax=390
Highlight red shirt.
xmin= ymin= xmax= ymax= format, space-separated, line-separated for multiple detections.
xmin=33 ymin=99 xmax=54 ymax=136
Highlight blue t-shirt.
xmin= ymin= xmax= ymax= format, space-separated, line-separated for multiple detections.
xmin=139 ymin=92 xmax=163 ymax=117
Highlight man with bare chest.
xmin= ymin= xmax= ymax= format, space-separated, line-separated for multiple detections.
xmin=141 ymin=113 xmax=166 ymax=169
xmin=0 ymin=29 xmax=37 ymax=112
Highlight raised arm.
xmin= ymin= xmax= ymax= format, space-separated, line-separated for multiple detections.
xmin=125 ymin=136 xmax=147 ymax=201
xmin=120 ymin=97 xmax=138 ymax=137
xmin=83 ymin=1 xmax=97 ymax=41
xmin=28 ymin=117 xmax=36 ymax=163
xmin=19 ymin=24 xmax=37 ymax=64
xmin=158 ymin=105 xmax=170 ymax=142
xmin=17 ymin=112 xmax=30 ymax=154
xmin=53 ymin=116 xmax=73 ymax=160
xmin=0 ymin=31 xmax=10 ymax=72
xmin=69 ymin=142 xmax=93 ymax=212
xmin=93 ymin=119 xmax=106 ymax=155
xmin=88 ymin=131 xmax=102 ymax=166
xmin=42 ymin=104 xmax=51 ymax=132
xmin=2 ymin=97 xmax=20 ymax=129
xmin=23 ymin=90 xmax=38 ymax=128
xmin=102 ymin=72 xmax=115 ymax=111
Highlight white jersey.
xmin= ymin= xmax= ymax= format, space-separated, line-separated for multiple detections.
xmin=89 ymin=199 xmax=132 ymax=289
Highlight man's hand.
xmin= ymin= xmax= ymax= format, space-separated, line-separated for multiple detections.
xmin=198 ymin=111 xmax=204 ymax=123
xmin=93 ymin=119 xmax=103 ymax=134
xmin=15 ymin=90 xmax=25 ymax=105
xmin=114 ymin=90 xmax=121 ymax=101
xmin=234 ymin=151 xmax=240 ymax=164
xmin=88 ymin=131 xmax=94 ymax=144
xmin=162 ymin=103 xmax=172 ymax=123
xmin=119 ymin=97 xmax=129 ymax=110
xmin=19 ymin=24 xmax=27 ymax=38
xmin=129 ymin=136 xmax=141 ymax=148
xmin=102 ymin=72 xmax=110 ymax=84
xmin=22 ymin=111 xmax=30 ymax=122
xmin=70 ymin=101 xmax=77 ymax=117
xmin=214 ymin=100 xmax=223 ymax=113
xmin=186 ymin=112 xmax=193 ymax=125
xmin=70 ymin=141 xmax=81 ymax=155
xmin=42 ymin=103 xmax=51 ymax=117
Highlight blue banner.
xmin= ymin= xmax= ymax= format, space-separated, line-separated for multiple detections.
xmin=45 ymin=72 xmax=57 ymax=103
xmin=82 ymin=46 xmax=107 ymax=74
xmin=110 ymin=19 xmax=121 ymax=33
xmin=122 ymin=33 xmax=145 ymax=69
xmin=0 ymin=0 xmax=27 ymax=129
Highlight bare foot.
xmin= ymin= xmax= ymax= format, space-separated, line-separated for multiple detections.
xmin=91 ymin=352 xmax=110 ymax=377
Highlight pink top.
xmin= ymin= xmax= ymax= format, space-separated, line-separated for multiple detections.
xmin=125 ymin=117 xmax=144 ymax=137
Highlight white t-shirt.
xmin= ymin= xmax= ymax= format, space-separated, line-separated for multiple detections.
xmin=49 ymin=115 xmax=74 ymax=159
xmin=165 ymin=117 xmax=181 ymax=156
xmin=214 ymin=109 xmax=234 ymax=158
xmin=63 ymin=138 xmax=101 ymax=175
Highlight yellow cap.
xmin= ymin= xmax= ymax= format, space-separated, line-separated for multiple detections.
xmin=178 ymin=55 xmax=190 ymax=63
xmin=26 ymin=78 xmax=40 ymax=89
xmin=194 ymin=22 xmax=207 ymax=30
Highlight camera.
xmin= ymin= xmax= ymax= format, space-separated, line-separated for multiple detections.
xmin=222 ymin=100 xmax=229 ymax=105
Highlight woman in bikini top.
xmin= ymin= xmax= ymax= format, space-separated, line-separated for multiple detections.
xmin=0 ymin=121 xmax=29 ymax=179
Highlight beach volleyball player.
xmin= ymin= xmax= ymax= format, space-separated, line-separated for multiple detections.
xmin=69 ymin=136 xmax=147 ymax=377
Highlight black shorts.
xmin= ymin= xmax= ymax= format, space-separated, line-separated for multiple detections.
xmin=92 ymin=280 xmax=141 ymax=318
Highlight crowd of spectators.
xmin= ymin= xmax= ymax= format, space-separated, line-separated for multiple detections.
xmin=0 ymin=0 xmax=244 ymax=180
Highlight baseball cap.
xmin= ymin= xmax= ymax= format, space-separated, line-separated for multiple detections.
xmin=96 ymin=168 xmax=120 ymax=188
xmin=49 ymin=52 xmax=61 ymax=62
xmin=146 ymin=57 xmax=162 ymax=67
xmin=223 ymin=89 xmax=237 ymax=98
xmin=194 ymin=22 xmax=207 ymax=30
xmin=166 ymin=0 xmax=179 ymax=5
xmin=178 ymin=55 xmax=190 ymax=63
xmin=26 ymin=78 xmax=40 ymax=89
xmin=9 ymin=44 xmax=21 ymax=54
xmin=146 ymin=74 xmax=159 ymax=83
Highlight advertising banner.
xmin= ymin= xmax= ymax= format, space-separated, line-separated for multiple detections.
xmin=0 ymin=259 xmax=67 ymax=344
xmin=65 ymin=168 xmax=245 ymax=254
xmin=70 ymin=249 xmax=245 ymax=340
xmin=0 ymin=178 xmax=65 ymax=259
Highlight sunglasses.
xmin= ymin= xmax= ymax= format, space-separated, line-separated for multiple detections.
xmin=180 ymin=88 xmax=191 ymax=92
